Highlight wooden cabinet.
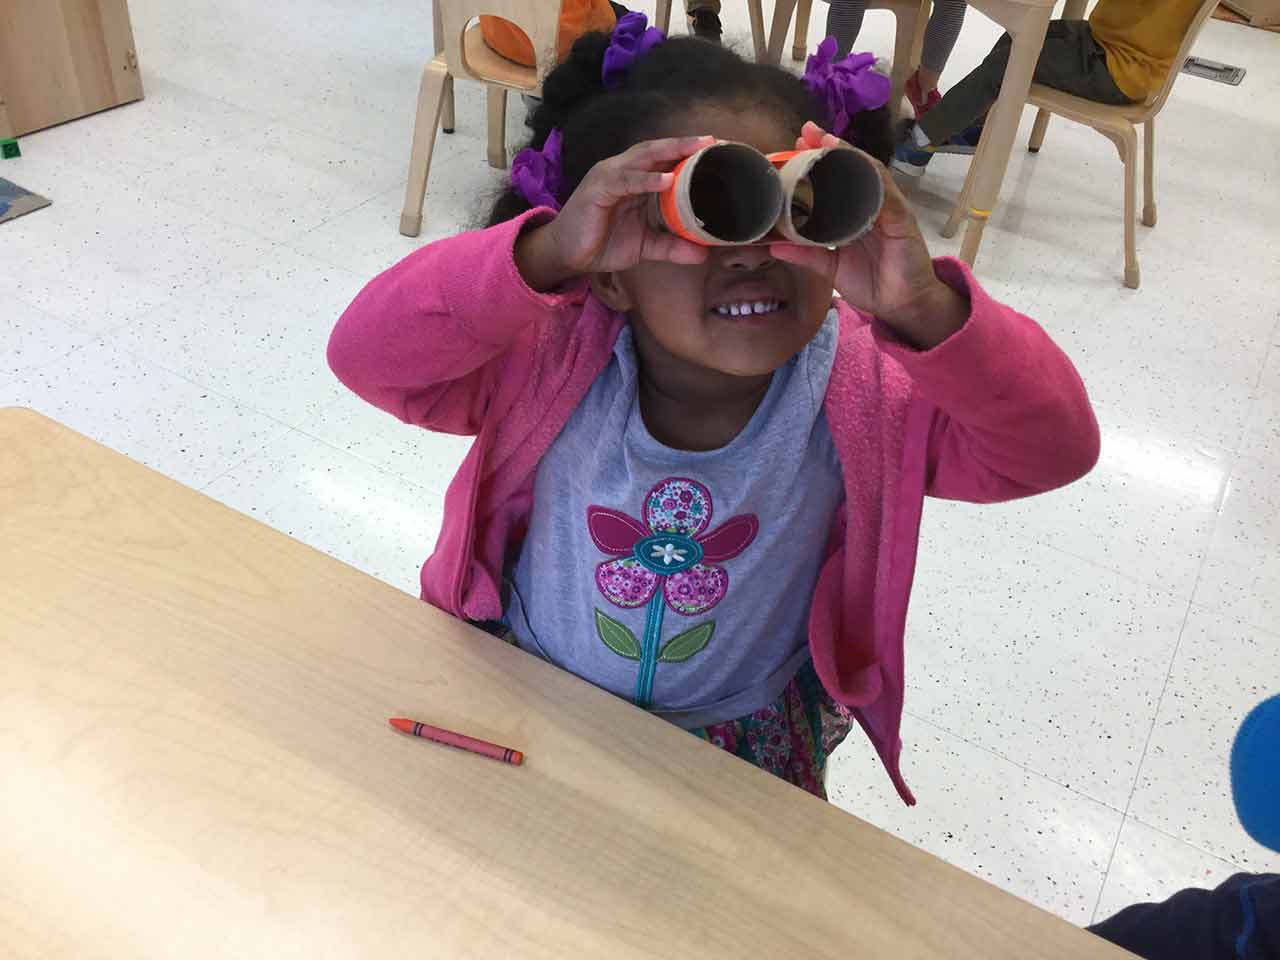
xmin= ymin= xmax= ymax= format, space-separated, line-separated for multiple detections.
xmin=0 ymin=0 xmax=144 ymax=138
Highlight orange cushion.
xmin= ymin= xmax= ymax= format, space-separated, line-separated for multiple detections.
xmin=480 ymin=1 xmax=617 ymax=68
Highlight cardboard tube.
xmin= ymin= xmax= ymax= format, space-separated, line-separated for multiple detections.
xmin=770 ymin=146 xmax=884 ymax=246
xmin=654 ymin=142 xmax=783 ymax=246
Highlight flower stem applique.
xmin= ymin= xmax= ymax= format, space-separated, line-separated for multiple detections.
xmin=587 ymin=478 xmax=757 ymax=707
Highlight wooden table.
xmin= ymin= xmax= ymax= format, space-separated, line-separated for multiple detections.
xmin=937 ymin=0 xmax=1057 ymax=266
xmin=0 ymin=408 xmax=1135 ymax=959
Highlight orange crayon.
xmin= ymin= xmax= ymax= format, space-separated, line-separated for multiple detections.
xmin=388 ymin=717 xmax=524 ymax=766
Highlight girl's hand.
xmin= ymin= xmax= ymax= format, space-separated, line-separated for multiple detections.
xmin=516 ymin=136 xmax=712 ymax=291
xmin=770 ymin=122 xmax=968 ymax=350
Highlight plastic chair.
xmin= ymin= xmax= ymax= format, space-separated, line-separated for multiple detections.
xmin=1020 ymin=0 xmax=1219 ymax=288
xmin=400 ymin=0 xmax=562 ymax=237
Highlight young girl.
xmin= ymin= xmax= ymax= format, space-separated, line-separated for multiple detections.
xmin=328 ymin=19 xmax=1099 ymax=805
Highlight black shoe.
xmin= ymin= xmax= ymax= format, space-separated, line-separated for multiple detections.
xmin=689 ymin=10 xmax=722 ymax=43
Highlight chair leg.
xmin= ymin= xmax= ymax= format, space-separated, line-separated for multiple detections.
xmin=942 ymin=121 xmax=987 ymax=239
xmin=400 ymin=57 xmax=450 ymax=238
xmin=746 ymin=0 xmax=768 ymax=62
xmin=1119 ymin=128 xmax=1139 ymax=289
xmin=1028 ymin=108 xmax=1050 ymax=153
xmin=888 ymin=8 xmax=916 ymax=123
xmin=766 ymin=0 xmax=798 ymax=65
xmin=655 ymin=0 xmax=672 ymax=35
xmin=792 ymin=0 xmax=813 ymax=61
xmin=441 ymin=74 xmax=455 ymax=134
xmin=1142 ymin=118 xmax=1157 ymax=227
xmin=942 ymin=147 xmax=978 ymax=238
xmin=487 ymin=86 xmax=508 ymax=170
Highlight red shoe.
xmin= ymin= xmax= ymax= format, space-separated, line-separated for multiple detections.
xmin=906 ymin=73 xmax=941 ymax=120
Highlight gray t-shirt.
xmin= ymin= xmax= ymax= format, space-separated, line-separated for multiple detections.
xmin=505 ymin=312 xmax=844 ymax=728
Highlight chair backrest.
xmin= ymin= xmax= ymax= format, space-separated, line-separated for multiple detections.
xmin=1138 ymin=0 xmax=1221 ymax=119
xmin=436 ymin=0 xmax=565 ymax=82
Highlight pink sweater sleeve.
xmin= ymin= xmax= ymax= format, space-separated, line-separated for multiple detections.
xmin=874 ymin=258 xmax=1101 ymax=502
xmin=327 ymin=209 xmax=587 ymax=436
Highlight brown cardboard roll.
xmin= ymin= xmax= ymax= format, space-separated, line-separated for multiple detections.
xmin=771 ymin=146 xmax=884 ymax=246
xmin=654 ymin=141 xmax=784 ymax=246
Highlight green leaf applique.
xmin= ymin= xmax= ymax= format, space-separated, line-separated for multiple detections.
xmin=595 ymin=608 xmax=641 ymax=660
xmin=657 ymin=621 xmax=714 ymax=663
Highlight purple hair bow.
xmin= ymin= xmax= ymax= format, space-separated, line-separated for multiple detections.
xmin=602 ymin=12 xmax=665 ymax=89
xmin=803 ymin=38 xmax=891 ymax=136
xmin=511 ymin=128 xmax=563 ymax=211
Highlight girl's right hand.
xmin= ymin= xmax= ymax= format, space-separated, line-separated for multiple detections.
xmin=518 ymin=136 xmax=712 ymax=289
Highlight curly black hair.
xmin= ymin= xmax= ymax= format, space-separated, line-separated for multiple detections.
xmin=486 ymin=35 xmax=892 ymax=226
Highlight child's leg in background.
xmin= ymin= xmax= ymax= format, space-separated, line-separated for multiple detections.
xmin=824 ymin=0 xmax=866 ymax=58
xmin=918 ymin=21 xmax=1132 ymax=147
xmin=684 ymin=0 xmax=722 ymax=40
xmin=684 ymin=0 xmax=721 ymax=20
xmin=917 ymin=0 xmax=967 ymax=93
xmin=690 ymin=662 xmax=853 ymax=799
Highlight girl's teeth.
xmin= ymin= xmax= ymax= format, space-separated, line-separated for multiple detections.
xmin=714 ymin=300 xmax=781 ymax=317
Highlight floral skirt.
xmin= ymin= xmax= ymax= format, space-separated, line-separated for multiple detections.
xmin=476 ymin=620 xmax=854 ymax=799
xmin=689 ymin=661 xmax=854 ymax=800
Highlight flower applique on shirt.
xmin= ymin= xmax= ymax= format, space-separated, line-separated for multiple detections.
xmin=587 ymin=477 xmax=758 ymax=707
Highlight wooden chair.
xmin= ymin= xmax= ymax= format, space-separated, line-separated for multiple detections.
xmin=400 ymin=0 xmax=562 ymax=237
xmin=755 ymin=0 xmax=929 ymax=121
xmin=653 ymin=0 xmax=773 ymax=62
xmin=1020 ymin=0 xmax=1218 ymax=288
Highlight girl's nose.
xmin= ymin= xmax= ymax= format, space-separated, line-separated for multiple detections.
xmin=718 ymin=244 xmax=776 ymax=272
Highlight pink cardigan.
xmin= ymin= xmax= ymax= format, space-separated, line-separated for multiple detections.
xmin=328 ymin=211 xmax=1100 ymax=804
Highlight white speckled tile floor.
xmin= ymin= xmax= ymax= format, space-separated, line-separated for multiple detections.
xmin=3 ymin=0 xmax=1277 ymax=932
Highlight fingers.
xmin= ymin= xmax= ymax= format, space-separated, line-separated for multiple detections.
xmin=583 ymin=135 xmax=713 ymax=205
xmin=872 ymin=163 xmax=923 ymax=238
xmin=645 ymin=231 xmax=709 ymax=266
xmin=800 ymin=121 xmax=845 ymax=151
xmin=594 ymin=168 xmax=675 ymax=203
xmin=799 ymin=121 xmax=826 ymax=150
xmin=617 ymin=135 xmax=715 ymax=171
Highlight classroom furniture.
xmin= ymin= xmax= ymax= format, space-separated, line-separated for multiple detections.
xmin=762 ymin=0 xmax=927 ymax=122
xmin=653 ymin=0 xmax=767 ymax=60
xmin=1020 ymin=0 xmax=1220 ymax=288
xmin=1220 ymin=0 xmax=1280 ymax=27
xmin=401 ymin=0 xmax=560 ymax=237
xmin=791 ymin=0 xmax=815 ymax=59
xmin=655 ymin=0 xmax=922 ymax=125
xmin=921 ymin=0 xmax=1050 ymax=268
xmin=0 ymin=406 xmax=1140 ymax=959
xmin=0 ymin=0 xmax=143 ymax=139
xmin=785 ymin=0 xmax=924 ymax=66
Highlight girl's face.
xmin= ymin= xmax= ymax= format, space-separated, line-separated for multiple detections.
xmin=592 ymin=106 xmax=836 ymax=379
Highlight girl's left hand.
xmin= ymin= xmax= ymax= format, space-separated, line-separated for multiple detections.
xmin=770 ymin=122 xmax=968 ymax=350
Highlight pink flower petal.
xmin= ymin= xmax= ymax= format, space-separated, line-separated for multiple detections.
xmin=697 ymin=514 xmax=759 ymax=562
xmin=644 ymin=477 xmax=713 ymax=536
xmin=595 ymin=558 xmax=659 ymax=608
xmin=587 ymin=506 xmax=648 ymax=555
xmin=663 ymin=564 xmax=727 ymax=616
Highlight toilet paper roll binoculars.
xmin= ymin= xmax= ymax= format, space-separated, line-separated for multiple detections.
xmin=653 ymin=141 xmax=884 ymax=247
